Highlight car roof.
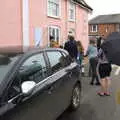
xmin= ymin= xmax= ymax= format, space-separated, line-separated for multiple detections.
xmin=0 ymin=47 xmax=68 ymax=58
xmin=23 ymin=47 xmax=69 ymax=56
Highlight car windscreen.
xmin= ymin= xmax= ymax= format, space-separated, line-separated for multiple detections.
xmin=0 ymin=55 xmax=19 ymax=84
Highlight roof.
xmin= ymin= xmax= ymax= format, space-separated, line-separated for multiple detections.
xmin=73 ymin=0 xmax=93 ymax=11
xmin=89 ymin=14 xmax=120 ymax=24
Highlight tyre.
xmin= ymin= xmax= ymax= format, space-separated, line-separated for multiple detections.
xmin=69 ymin=84 xmax=81 ymax=110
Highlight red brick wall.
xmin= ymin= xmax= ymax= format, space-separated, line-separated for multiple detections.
xmin=98 ymin=24 xmax=116 ymax=39
xmin=89 ymin=23 xmax=117 ymax=39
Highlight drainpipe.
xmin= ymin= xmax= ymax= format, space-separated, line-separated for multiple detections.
xmin=65 ymin=0 xmax=68 ymax=44
xmin=22 ymin=0 xmax=30 ymax=52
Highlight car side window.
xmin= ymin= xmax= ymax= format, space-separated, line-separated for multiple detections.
xmin=47 ymin=51 xmax=66 ymax=73
xmin=61 ymin=51 xmax=72 ymax=66
xmin=19 ymin=53 xmax=48 ymax=83
xmin=7 ymin=75 xmax=22 ymax=101
xmin=6 ymin=53 xmax=49 ymax=100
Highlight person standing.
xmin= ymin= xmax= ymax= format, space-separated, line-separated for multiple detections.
xmin=64 ymin=35 xmax=78 ymax=60
xmin=76 ymin=41 xmax=84 ymax=65
xmin=76 ymin=41 xmax=85 ymax=75
xmin=86 ymin=40 xmax=100 ymax=85
xmin=97 ymin=37 xmax=102 ymax=51
xmin=97 ymin=36 xmax=104 ymax=51
xmin=97 ymin=48 xmax=112 ymax=96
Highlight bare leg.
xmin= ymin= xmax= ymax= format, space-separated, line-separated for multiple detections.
xmin=100 ymin=78 xmax=106 ymax=93
xmin=105 ymin=77 xmax=111 ymax=94
xmin=104 ymin=78 xmax=108 ymax=93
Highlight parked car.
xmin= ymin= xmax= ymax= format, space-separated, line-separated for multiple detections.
xmin=0 ymin=48 xmax=81 ymax=120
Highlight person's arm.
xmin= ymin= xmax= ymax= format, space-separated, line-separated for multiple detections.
xmin=97 ymin=48 xmax=103 ymax=58
xmin=84 ymin=46 xmax=90 ymax=57
xmin=64 ymin=42 xmax=68 ymax=50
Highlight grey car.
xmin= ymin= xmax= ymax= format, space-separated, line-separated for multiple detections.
xmin=0 ymin=48 xmax=81 ymax=120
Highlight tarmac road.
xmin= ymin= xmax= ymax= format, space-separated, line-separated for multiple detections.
xmin=57 ymin=64 xmax=120 ymax=120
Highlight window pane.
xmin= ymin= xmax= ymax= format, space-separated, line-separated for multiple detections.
xmin=52 ymin=28 xmax=55 ymax=39
xmin=47 ymin=51 xmax=65 ymax=72
xmin=49 ymin=0 xmax=59 ymax=4
xmin=48 ymin=0 xmax=59 ymax=17
xmin=116 ymin=24 xmax=120 ymax=32
xmin=69 ymin=2 xmax=75 ymax=20
xmin=56 ymin=4 xmax=59 ymax=16
xmin=49 ymin=26 xmax=60 ymax=47
xmin=70 ymin=10 xmax=74 ymax=19
xmin=92 ymin=25 xmax=97 ymax=32
xmin=56 ymin=28 xmax=59 ymax=42
xmin=19 ymin=54 xmax=48 ymax=83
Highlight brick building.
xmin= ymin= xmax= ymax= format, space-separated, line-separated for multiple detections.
xmin=88 ymin=14 xmax=120 ymax=40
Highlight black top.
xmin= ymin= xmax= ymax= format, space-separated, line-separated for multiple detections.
xmin=64 ymin=40 xmax=78 ymax=59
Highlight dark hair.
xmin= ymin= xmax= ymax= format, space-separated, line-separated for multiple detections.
xmin=90 ymin=40 xmax=95 ymax=44
xmin=59 ymin=45 xmax=63 ymax=48
xmin=76 ymin=41 xmax=82 ymax=45
xmin=68 ymin=35 xmax=74 ymax=41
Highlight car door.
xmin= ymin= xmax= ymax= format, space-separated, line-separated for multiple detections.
xmin=61 ymin=50 xmax=81 ymax=97
xmin=0 ymin=52 xmax=59 ymax=120
xmin=45 ymin=50 xmax=78 ymax=115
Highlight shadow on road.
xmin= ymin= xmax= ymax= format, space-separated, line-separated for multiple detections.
xmin=57 ymin=103 xmax=98 ymax=120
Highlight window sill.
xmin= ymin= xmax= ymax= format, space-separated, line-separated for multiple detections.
xmin=47 ymin=15 xmax=61 ymax=20
xmin=68 ymin=19 xmax=76 ymax=22
xmin=90 ymin=31 xmax=98 ymax=33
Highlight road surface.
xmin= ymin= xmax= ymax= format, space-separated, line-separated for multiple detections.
xmin=57 ymin=65 xmax=120 ymax=120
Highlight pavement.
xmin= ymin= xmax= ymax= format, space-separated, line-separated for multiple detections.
xmin=57 ymin=63 xmax=120 ymax=120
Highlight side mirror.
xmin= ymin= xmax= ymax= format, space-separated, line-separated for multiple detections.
xmin=21 ymin=81 xmax=36 ymax=95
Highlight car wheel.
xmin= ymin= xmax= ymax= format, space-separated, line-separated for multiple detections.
xmin=70 ymin=84 xmax=81 ymax=110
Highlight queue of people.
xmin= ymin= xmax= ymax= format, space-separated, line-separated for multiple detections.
xmin=86 ymin=38 xmax=112 ymax=96
xmin=49 ymin=35 xmax=112 ymax=96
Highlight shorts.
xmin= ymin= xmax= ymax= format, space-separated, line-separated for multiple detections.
xmin=98 ymin=63 xmax=112 ymax=79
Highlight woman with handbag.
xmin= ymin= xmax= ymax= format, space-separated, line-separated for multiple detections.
xmin=97 ymin=48 xmax=112 ymax=96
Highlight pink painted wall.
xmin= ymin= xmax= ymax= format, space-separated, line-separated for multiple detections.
xmin=29 ymin=0 xmax=68 ymax=47
xmin=0 ymin=0 xmax=89 ymax=53
xmin=0 ymin=0 xmax=22 ymax=48
xmin=76 ymin=5 xmax=89 ymax=52
xmin=29 ymin=0 xmax=89 ymax=51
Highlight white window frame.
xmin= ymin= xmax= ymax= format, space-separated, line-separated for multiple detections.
xmin=116 ymin=24 xmax=120 ymax=32
xmin=90 ymin=25 xmax=98 ymax=32
xmin=68 ymin=1 xmax=76 ymax=22
xmin=47 ymin=0 xmax=61 ymax=18
xmin=48 ymin=26 xmax=60 ymax=46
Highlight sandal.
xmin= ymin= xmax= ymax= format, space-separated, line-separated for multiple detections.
xmin=104 ymin=92 xmax=110 ymax=96
xmin=97 ymin=92 xmax=104 ymax=96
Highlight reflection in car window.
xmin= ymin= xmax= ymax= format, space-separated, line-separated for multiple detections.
xmin=0 ymin=55 xmax=19 ymax=84
xmin=61 ymin=51 xmax=72 ymax=66
xmin=47 ymin=51 xmax=66 ymax=72
xmin=7 ymin=53 xmax=48 ymax=100
xmin=19 ymin=53 xmax=48 ymax=83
